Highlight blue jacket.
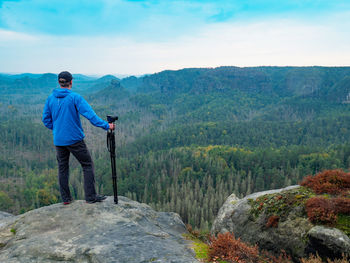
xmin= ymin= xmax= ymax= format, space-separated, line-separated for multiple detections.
xmin=42 ymin=88 xmax=109 ymax=146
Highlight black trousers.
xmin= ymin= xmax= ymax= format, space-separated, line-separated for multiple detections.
xmin=55 ymin=140 xmax=96 ymax=202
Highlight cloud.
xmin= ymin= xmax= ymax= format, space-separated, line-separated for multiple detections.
xmin=0 ymin=12 xmax=349 ymax=75
xmin=0 ymin=29 xmax=37 ymax=42
xmin=1 ymin=0 xmax=350 ymax=39
xmin=0 ymin=0 xmax=213 ymax=37
xmin=0 ymin=1 xmax=349 ymax=74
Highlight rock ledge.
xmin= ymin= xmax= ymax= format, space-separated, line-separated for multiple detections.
xmin=211 ymin=186 xmax=350 ymax=260
xmin=0 ymin=196 xmax=199 ymax=263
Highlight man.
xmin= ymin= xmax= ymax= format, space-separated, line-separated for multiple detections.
xmin=42 ymin=71 xmax=114 ymax=204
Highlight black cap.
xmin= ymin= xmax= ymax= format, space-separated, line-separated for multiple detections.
xmin=58 ymin=71 xmax=73 ymax=82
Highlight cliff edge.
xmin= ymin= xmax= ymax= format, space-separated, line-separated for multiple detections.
xmin=0 ymin=196 xmax=199 ymax=263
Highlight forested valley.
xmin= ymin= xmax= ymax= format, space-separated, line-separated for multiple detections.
xmin=1 ymin=66 xmax=350 ymax=230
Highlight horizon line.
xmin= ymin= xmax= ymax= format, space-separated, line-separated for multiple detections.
xmin=2 ymin=65 xmax=350 ymax=78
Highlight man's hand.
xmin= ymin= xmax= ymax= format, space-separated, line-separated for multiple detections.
xmin=109 ymin=123 xmax=115 ymax=130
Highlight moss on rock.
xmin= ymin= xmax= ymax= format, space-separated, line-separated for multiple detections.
xmin=336 ymin=214 xmax=350 ymax=236
xmin=183 ymin=233 xmax=209 ymax=261
xmin=248 ymin=186 xmax=315 ymax=221
xmin=248 ymin=185 xmax=350 ymax=240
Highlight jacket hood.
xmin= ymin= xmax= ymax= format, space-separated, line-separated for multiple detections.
xmin=53 ymin=88 xmax=72 ymax=98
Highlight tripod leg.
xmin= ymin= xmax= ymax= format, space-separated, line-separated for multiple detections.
xmin=107 ymin=127 xmax=118 ymax=204
xmin=111 ymin=155 xmax=118 ymax=204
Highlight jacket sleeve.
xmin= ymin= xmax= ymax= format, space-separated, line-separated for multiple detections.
xmin=75 ymin=94 xmax=110 ymax=130
xmin=42 ymin=98 xmax=53 ymax=130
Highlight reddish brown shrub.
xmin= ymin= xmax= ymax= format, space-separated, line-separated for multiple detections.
xmin=333 ymin=197 xmax=350 ymax=215
xmin=186 ymin=223 xmax=209 ymax=241
xmin=186 ymin=223 xmax=193 ymax=233
xmin=305 ymin=197 xmax=337 ymax=225
xmin=266 ymin=215 xmax=280 ymax=228
xmin=300 ymin=170 xmax=350 ymax=195
xmin=301 ymin=253 xmax=349 ymax=263
xmin=340 ymin=190 xmax=350 ymax=198
xmin=275 ymin=195 xmax=283 ymax=200
xmin=186 ymin=223 xmax=200 ymax=237
xmin=208 ymin=232 xmax=260 ymax=263
xmin=260 ymin=250 xmax=292 ymax=263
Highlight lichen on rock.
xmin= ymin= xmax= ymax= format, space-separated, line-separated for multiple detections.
xmin=211 ymin=185 xmax=350 ymax=261
xmin=0 ymin=196 xmax=199 ymax=263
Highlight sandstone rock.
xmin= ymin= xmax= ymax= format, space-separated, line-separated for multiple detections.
xmin=0 ymin=196 xmax=199 ymax=263
xmin=211 ymin=193 xmax=240 ymax=234
xmin=307 ymin=226 xmax=350 ymax=259
xmin=0 ymin=212 xmax=15 ymax=230
xmin=211 ymin=185 xmax=349 ymax=261
xmin=211 ymin=185 xmax=300 ymax=238
xmin=0 ymin=212 xmax=13 ymax=220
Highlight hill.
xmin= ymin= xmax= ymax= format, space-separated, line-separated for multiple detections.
xmin=1 ymin=66 xmax=350 ymax=231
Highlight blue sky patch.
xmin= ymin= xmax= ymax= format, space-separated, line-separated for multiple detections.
xmin=0 ymin=0 xmax=349 ymax=74
xmin=1 ymin=0 xmax=349 ymax=38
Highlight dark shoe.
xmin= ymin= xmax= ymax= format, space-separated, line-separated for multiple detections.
xmin=86 ymin=194 xmax=107 ymax=204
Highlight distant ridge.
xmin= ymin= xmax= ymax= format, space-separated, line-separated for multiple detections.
xmin=1 ymin=73 xmax=43 ymax=79
xmin=72 ymin=74 xmax=98 ymax=81
xmin=96 ymin=74 xmax=119 ymax=83
xmin=0 ymin=73 xmax=116 ymax=82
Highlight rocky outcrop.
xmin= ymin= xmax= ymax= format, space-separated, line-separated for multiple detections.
xmin=0 ymin=196 xmax=199 ymax=263
xmin=211 ymin=185 xmax=350 ymax=261
xmin=307 ymin=226 xmax=350 ymax=259
xmin=0 ymin=211 xmax=13 ymax=220
xmin=0 ymin=212 xmax=14 ymax=231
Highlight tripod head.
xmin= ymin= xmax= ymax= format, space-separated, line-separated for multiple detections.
xmin=107 ymin=115 xmax=118 ymax=123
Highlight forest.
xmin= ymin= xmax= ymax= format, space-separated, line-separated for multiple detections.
xmin=1 ymin=66 xmax=350 ymax=230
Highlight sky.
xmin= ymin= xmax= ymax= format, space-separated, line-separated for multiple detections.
xmin=0 ymin=0 xmax=349 ymax=75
